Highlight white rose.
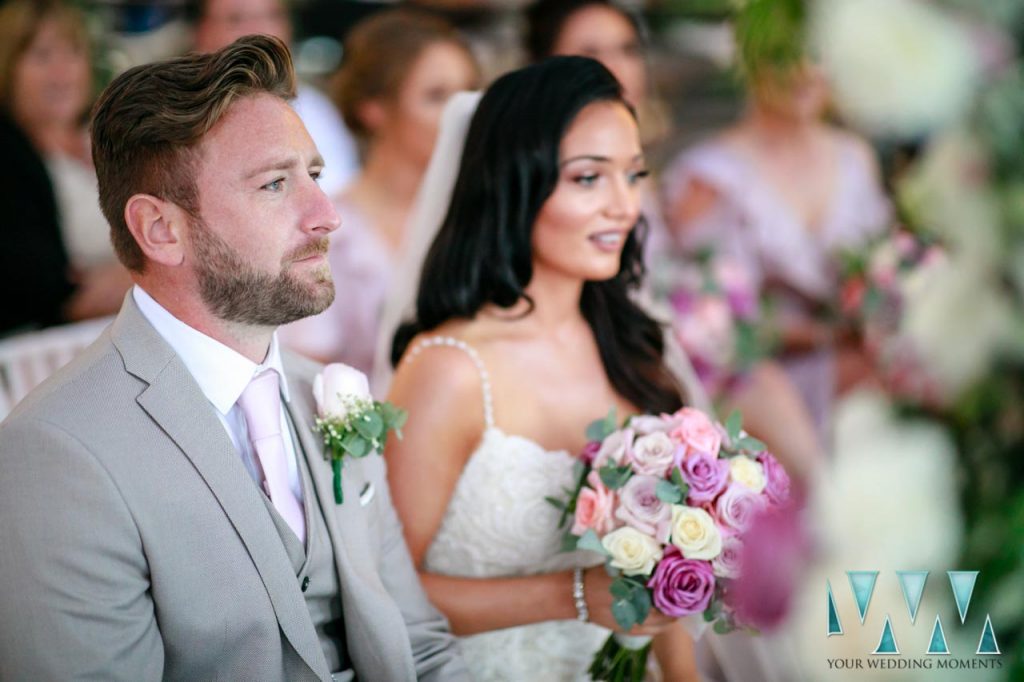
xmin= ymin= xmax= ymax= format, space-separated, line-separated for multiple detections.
xmin=601 ymin=526 xmax=664 ymax=576
xmin=671 ymin=505 xmax=722 ymax=560
xmin=729 ymin=456 xmax=766 ymax=494
xmin=592 ymin=428 xmax=634 ymax=469
xmin=313 ymin=363 xmax=371 ymax=420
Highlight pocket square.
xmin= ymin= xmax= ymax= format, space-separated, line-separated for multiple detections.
xmin=358 ymin=482 xmax=375 ymax=506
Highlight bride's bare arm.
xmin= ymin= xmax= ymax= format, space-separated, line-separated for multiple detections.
xmin=384 ymin=344 xmax=676 ymax=636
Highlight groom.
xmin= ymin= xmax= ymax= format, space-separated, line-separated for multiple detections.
xmin=0 ymin=36 xmax=467 ymax=681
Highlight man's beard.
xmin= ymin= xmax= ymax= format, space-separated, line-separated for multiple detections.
xmin=190 ymin=217 xmax=335 ymax=327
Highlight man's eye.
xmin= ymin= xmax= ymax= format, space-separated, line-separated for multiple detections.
xmin=263 ymin=178 xmax=284 ymax=192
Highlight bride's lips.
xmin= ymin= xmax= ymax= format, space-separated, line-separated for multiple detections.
xmin=588 ymin=229 xmax=629 ymax=253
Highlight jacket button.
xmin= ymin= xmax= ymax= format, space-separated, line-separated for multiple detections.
xmin=301 ymin=576 xmax=310 ymax=593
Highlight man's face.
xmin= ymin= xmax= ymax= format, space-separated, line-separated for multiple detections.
xmin=187 ymin=93 xmax=340 ymax=327
xmin=195 ymin=0 xmax=290 ymax=52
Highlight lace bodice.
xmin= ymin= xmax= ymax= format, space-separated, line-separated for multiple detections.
xmin=407 ymin=336 xmax=610 ymax=681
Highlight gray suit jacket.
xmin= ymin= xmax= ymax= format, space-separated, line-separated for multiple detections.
xmin=0 ymin=296 xmax=468 ymax=682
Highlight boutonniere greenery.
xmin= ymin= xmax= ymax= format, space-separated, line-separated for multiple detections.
xmin=313 ymin=364 xmax=407 ymax=503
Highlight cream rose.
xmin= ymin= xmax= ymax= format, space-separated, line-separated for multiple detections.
xmin=313 ymin=363 xmax=371 ymax=420
xmin=601 ymin=526 xmax=663 ymax=576
xmin=729 ymin=456 xmax=766 ymax=494
xmin=670 ymin=505 xmax=722 ymax=560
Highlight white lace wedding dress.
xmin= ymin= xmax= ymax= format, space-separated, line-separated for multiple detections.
xmin=409 ymin=336 xmax=611 ymax=681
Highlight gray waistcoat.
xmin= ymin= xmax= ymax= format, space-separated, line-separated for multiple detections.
xmin=260 ymin=418 xmax=350 ymax=677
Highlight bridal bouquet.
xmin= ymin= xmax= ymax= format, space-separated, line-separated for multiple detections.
xmin=548 ymin=407 xmax=790 ymax=681
xmin=666 ymin=255 xmax=767 ymax=401
xmin=313 ymin=364 xmax=407 ymax=504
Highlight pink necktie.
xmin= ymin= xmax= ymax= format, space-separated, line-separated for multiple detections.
xmin=237 ymin=369 xmax=305 ymax=543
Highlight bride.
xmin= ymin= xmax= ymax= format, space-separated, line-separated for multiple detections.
xmin=382 ymin=56 xmax=701 ymax=680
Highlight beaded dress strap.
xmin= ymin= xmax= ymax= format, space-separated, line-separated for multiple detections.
xmin=407 ymin=336 xmax=495 ymax=429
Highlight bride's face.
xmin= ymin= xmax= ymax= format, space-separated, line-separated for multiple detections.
xmin=531 ymin=100 xmax=645 ymax=283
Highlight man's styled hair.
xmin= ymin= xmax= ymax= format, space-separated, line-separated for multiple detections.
xmin=91 ymin=35 xmax=296 ymax=271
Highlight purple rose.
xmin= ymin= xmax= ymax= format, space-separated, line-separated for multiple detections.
xmin=715 ymin=482 xmax=766 ymax=533
xmin=728 ymin=502 xmax=810 ymax=631
xmin=757 ymin=452 xmax=791 ymax=506
xmin=647 ymin=546 xmax=715 ymax=617
xmin=680 ymin=452 xmax=729 ymax=505
xmin=578 ymin=440 xmax=602 ymax=466
xmin=615 ymin=475 xmax=672 ymax=542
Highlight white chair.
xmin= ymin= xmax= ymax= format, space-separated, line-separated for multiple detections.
xmin=0 ymin=317 xmax=113 ymax=421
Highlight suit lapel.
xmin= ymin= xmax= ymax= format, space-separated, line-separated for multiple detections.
xmin=283 ymin=361 xmax=416 ymax=681
xmin=111 ymin=298 xmax=330 ymax=680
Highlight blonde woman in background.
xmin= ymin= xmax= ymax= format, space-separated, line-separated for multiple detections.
xmin=281 ymin=9 xmax=479 ymax=382
xmin=0 ymin=0 xmax=130 ymax=334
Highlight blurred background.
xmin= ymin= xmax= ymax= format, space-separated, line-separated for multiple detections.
xmin=1 ymin=0 xmax=1021 ymax=679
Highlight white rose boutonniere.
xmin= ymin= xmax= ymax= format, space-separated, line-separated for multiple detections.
xmin=313 ymin=363 xmax=407 ymax=503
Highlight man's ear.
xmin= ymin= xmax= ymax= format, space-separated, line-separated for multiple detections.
xmin=124 ymin=194 xmax=189 ymax=267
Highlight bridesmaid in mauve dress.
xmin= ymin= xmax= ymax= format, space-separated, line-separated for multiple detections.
xmin=661 ymin=45 xmax=890 ymax=444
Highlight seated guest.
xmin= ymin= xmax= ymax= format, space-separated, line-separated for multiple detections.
xmin=280 ymin=9 xmax=478 ymax=381
xmin=0 ymin=0 xmax=130 ymax=335
xmin=0 ymin=35 xmax=468 ymax=682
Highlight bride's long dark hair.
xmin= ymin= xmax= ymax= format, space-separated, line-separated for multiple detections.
xmin=393 ymin=56 xmax=683 ymax=415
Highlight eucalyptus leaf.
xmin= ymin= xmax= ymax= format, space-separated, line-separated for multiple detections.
xmin=725 ymin=410 xmax=742 ymax=440
xmin=544 ymin=496 xmax=566 ymax=510
xmin=599 ymin=464 xmax=633 ymax=490
xmin=354 ymin=410 xmax=384 ymax=440
xmin=737 ymin=436 xmax=767 ymax=452
xmin=340 ymin=433 xmax=371 ymax=457
xmin=612 ymin=599 xmax=638 ymax=632
xmin=610 ymin=577 xmax=633 ymax=600
xmin=632 ymin=586 xmax=652 ymax=625
xmin=576 ymin=529 xmax=610 ymax=556
xmin=655 ymin=480 xmax=683 ymax=504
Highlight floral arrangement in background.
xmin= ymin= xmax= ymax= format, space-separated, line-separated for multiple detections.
xmin=666 ymin=253 xmax=770 ymax=402
xmin=548 ymin=406 xmax=790 ymax=681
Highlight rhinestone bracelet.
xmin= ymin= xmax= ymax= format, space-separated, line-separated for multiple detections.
xmin=573 ymin=567 xmax=589 ymax=622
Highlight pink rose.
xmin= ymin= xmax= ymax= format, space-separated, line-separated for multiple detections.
xmin=615 ymin=475 xmax=672 ymax=542
xmin=712 ymin=533 xmax=743 ymax=579
xmin=647 ymin=546 xmax=716 ymax=617
xmin=629 ymin=432 xmax=677 ymax=478
xmin=680 ymin=451 xmax=729 ymax=505
xmin=592 ymin=428 xmax=634 ymax=469
xmin=715 ymin=482 xmax=766 ymax=533
xmin=669 ymin=408 xmax=722 ymax=459
xmin=572 ymin=471 xmax=616 ymax=536
xmin=757 ymin=452 xmax=791 ymax=506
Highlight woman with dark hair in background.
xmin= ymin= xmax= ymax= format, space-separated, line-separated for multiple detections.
xmin=0 ymin=0 xmax=130 ymax=336
xmin=384 ymin=56 xmax=700 ymax=680
xmin=280 ymin=8 xmax=478 ymax=383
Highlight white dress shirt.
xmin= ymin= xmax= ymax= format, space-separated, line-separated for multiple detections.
xmin=133 ymin=286 xmax=304 ymax=501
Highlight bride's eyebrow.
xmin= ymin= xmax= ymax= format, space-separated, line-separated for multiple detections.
xmin=560 ymin=153 xmax=645 ymax=167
